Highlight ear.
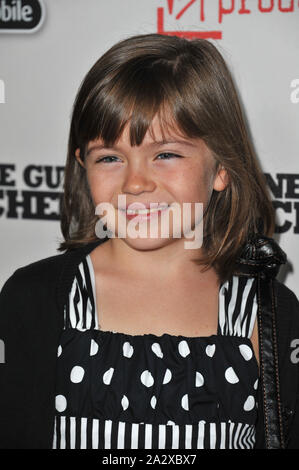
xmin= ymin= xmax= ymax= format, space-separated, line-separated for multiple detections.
xmin=75 ymin=148 xmax=85 ymax=168
xmin=213 ymin=167 xmax=229 ymax=192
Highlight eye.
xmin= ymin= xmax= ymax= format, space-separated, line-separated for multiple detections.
xmin=156 ymin=153 xmax=182 ymax=160
xmin=95 ymin=153 xmax=182 ymax=163
xmin=95 ymin=156 xmax=120 ymax=163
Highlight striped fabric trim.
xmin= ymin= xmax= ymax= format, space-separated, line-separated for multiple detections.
xmin=218 ymin=276 xmax=257 ymax=338
xmin=63 ymin=256 xmax=97 ymax=330
xmin=52 ymin=417 xmax=255 ymax=449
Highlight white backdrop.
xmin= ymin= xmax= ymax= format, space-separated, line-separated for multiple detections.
xmin=0 ymin=0 xmax=298 ymax=294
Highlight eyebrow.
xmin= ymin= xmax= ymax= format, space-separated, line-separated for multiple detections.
xmin=86 ymin=139 xmax=197 ymax=156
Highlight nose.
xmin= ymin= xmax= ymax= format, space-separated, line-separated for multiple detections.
xmin=121 ymin=164 xmax=156 ymax=195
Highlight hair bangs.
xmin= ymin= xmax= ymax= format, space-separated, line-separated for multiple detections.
xmin=77 ymin=57 xmax=204 ymax=155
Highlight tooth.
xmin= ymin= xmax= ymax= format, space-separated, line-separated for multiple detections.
xmin=124 ymin=205 xmax=169 ymax=215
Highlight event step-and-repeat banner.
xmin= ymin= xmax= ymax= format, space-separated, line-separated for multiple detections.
xmin=0 ymin=0 xmax=298 ymax=294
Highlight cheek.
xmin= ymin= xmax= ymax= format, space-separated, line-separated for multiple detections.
xmin=86 ymin=170 xmax=113 ymax=192
xmin=86 ymin=171 xmax=113 ymax=203
xmin=86 ymin=172 xmax=98 ymax=190
xmin=86 ymin=173 xmax=98 ymax=197
xmin=171 ymin=166 xmax=212 ymax=202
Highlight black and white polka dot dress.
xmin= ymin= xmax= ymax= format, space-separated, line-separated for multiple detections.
xmin=52 ymin=254 xmax=260 ymax=449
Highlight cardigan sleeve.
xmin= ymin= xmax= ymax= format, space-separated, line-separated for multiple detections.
xmin=274 ymin=280 xmax=299 ymax=449
xmin=0 ymin=256 xmax=65 ymax=448
xmin=279 ymin=284 xmax=299 ymax=449
xmin=0 ymin=270 xmax=31 ymax=448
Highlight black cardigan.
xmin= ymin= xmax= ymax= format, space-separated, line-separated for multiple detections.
xmin=0 ymin=238 xmax=299 ymax=449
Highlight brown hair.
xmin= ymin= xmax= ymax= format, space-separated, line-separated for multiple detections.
xmin=58 ymin=33 xmax=275 ymax=283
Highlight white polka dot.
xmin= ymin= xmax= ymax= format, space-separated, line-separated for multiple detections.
xmin=181 ymin=393 xmax=189 ymax=411
xmin=163 ymin=368 xmax=172 ymax=385
xmin=55 ymin=394 xmax=67 ymax=412
xmin=178 ymin=340 xmax=190 ymax=357
xmin=140 ymin=370 xmax=154 ymax=387
xmin=123 ymin=341 xmax=134 ymax=358
xmin=150 ymin=396 xmax=157 ymax=409
xmin=103 ymin=367 xmax=114 ymax=385
xmin=70 ymin=366 xmax=85 ymax=383
xmin=57 ymin=345 xmax=62 ymax=357
xmin=239 ymin=344 xmax=253 ymax=361
xmin=244 ymin=395 xmax=255 ymax=411
xmin=121 ymin=395 xmax=129 ymax=411
xmin=254 ymin=379 xmax=259 ymax=390
xmin=152 ymin=343 xmax=163 ymax=358
xmin=206 ymin=344 xmax=216 ymax=357
xmin=195 ymin=371 xmax=204 ymax=387
xmin=90 ymin=339 xmax=99 ymax=356
xmin=225 ymin=366 xmax=239 ymax=384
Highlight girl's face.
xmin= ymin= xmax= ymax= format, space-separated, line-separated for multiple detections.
xmin=75 ymin=114 xmax=228 ymax=252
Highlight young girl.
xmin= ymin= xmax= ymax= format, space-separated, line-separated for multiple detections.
xmin=0 ymin=33 xmax=299 ymax=450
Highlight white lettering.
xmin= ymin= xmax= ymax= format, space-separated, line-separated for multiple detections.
xmin=22 ymin=4 xmax=32 ymax=21
xmin=0 ymin=79 xmax=5 ymax=103
xmin=0 ymin=339 xmax=5 ymax=364
xmin=290 ymin=78 xmax=299 ymax=104
xmin=94 ymin=196 xmax=203 ymax=249
xmin=0 ymin=0 xmax=33 ymax=22
xmin=290 ymin=338 xmax=299 ymax=364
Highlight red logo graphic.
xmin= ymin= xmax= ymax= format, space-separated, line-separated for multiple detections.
xmin=157 ymin=0 xmax=222 ymax=39
xmin=157 ymin=0 xmax=298 ymax=40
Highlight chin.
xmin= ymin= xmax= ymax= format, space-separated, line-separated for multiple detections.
xmin=116 ymin=235 xmax=175 ymax=251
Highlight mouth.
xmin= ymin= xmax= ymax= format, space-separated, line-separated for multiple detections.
xmin=118 ymin=204 xmax=170 ymax=221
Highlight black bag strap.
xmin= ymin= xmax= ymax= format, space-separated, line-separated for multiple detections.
xmin=233 ymin=234 xmax=287 ymax=449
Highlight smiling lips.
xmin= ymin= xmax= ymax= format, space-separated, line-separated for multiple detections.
xmin=118 ymin=204 xmax=170 ymax=220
